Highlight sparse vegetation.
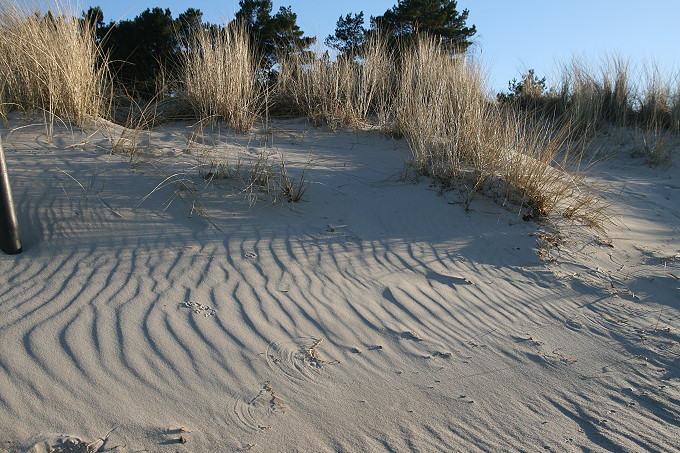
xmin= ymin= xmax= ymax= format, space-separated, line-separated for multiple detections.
xmin=198 ymin=148 xmax=311 ymax=206
xmin=3 ymin=1 xmax=678 ymax=228
xmin=633 ymin=129 xmax=676 ymax=168
xmin=277 ymin=155 xmax=310 ymax=203
xmin=499 ymin=56 xmax=680 ymax=136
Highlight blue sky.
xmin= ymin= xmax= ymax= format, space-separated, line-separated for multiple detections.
xmin=83 ymin=0 xmax=680 ymax=92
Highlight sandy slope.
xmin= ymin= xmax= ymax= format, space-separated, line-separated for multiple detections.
xmin=0 ymin=116 xmax=677 ymax=452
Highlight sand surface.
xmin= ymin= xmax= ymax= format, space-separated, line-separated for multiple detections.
xmin=0 ymin=116 xmax=677 ymax=452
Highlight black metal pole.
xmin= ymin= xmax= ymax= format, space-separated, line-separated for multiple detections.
xmin=0 ymin=134 xmax=22 ymax=254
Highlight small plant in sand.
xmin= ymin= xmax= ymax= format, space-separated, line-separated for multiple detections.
xmin=198 ymin=144 xmax=312 ymax=206
xmin=200 ymin=148 xmax=278 ymax=206
xmin=632 ymin=129 xmax=675 ymax=168
xmin=277 ymin=155 xmax=310 ymax=203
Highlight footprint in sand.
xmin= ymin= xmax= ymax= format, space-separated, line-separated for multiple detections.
xmin=566 ymin=317 xmax=584 ymax=330
xmin=266 ymin=337 xmax=340 ymax=386
xmin=27 ymin=433 xmax=115 ymax=453
xmin=396 ymin=330 xmax=455 ymax=362
xmin=181 ymin=301 xmax=216 ymax=317
xmin=230 ymin=382 xmax=285 ymax=433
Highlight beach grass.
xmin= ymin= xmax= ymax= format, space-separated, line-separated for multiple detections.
xmin=0 ymin=0 xmax=109 ymax=129
xmin=178 ymin=22 xmax=262 ymax=132
xmin=4 ymin=3 xmax=678 ymax=229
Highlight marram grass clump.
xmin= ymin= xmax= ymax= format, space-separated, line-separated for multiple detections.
xmin=389 ymin=37 xmax=609 ymax=228
xmin=179 ymin=22 xmax=262 ymax=132
xmin=0 ymin=0 xmax=109 ymax=127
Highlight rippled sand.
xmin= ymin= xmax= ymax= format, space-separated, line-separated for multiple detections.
xmin=0 ymin=117 xmax=677 ymax=452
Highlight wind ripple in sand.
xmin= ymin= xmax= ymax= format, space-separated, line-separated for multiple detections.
xmin=0 ymin=120 xmax=677 ymax=452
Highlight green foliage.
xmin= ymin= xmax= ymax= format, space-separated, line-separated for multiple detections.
xmin=498 ymin=69 xmax=547 ymax=102
xmin=100 ymin=7 xmax=178 ymax=93
xmin=235 ymin=0 xmax=272 ymax=35
xmin=372 ymin=0 xmax=476 ymax=52
xmin=496 ymin=69 xmax=560 ymax=119
xmin=325 ymin=12 xmax=366 ymax=55
xmin=234 ymin=0 xmax=315 ymax=69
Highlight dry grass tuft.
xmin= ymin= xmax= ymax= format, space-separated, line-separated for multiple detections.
xmin=179 ymin=22 xmax=262 ymax=132
xmin=632 ymin=129 xmax=676 ymax=168
xmin=639 ymin=64 xmax=677 ymax=131
xmin=200 ymin=147 xmax=311 ymax=206
xmin=0 ymin=0 xmax=109 ymax=129
xmin=557 ymin=56 xmax=632 ymax=133
xmin=275 ymin=35 xmax=395 ymax=130
xmin=277 ymin=155 xmax=310 ymax=203
xmin=392 ymin=37 xmax=609 ymax=228
xmin=394 ymin=38 xmax=488 ymax=178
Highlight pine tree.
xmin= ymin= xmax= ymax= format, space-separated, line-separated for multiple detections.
xmin=373 ymin=0 xmax=476 ymax=52
xmin=99 ymin=7 xmax=206 ymax=94
xmin=325 ymin=12 xmax=366 ymax=56
xmin=101 ymin=8 xmax=176 ymax=90
xmin=235 ymin=0 xmax=272 ymax=37
xmin=176 ymin=8 xmax=205 ymax=44
xmin=234 ymin=0 xmax=315 ymax=68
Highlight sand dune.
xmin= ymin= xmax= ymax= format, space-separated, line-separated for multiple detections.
xmin=0 ymin=116 xmax=677 ymax=452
